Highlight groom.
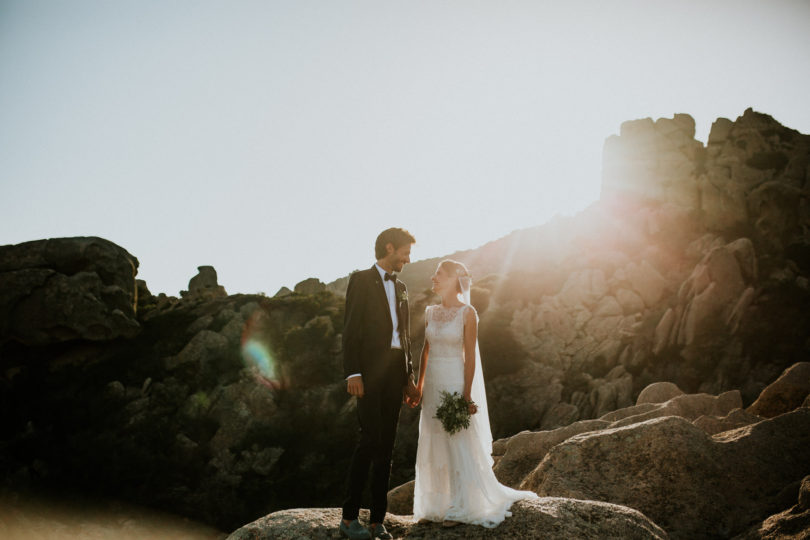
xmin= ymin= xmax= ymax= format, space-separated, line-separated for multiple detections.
xmin=340 ymin=227 xmax=419 ymax=540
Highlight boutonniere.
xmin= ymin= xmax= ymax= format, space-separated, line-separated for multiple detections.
xmin=398 ymin=290 xmax=408 ymax=304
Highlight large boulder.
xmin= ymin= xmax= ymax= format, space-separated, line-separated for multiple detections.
xmin=227 ymin=498 xmax=668 ymax=539
xmin=492 ymin=419 xmax=609 ymax=488
xmin=490 ymin=387 xmax=742 ymax=492
xmin=747 ymin=362 xmax=810 ymax=418
xmin=636 ymin=381 xmax=685 ymax=405
xmin=521 ymin=409 xmax=810 ymax=539
xmin=386 ymin=479 xmax=414 ymax=516
xmin=294 ymin=278 xmax=326 ymax=295
xmin=0 ymin=237 xmax=140 ymax=345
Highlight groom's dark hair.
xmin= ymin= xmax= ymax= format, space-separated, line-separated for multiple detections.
xmin=375 ymin=228 xmax=416 ymax=259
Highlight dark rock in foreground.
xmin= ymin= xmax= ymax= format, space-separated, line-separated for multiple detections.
xmin=735 ymin=475 xmax=810 ymax=539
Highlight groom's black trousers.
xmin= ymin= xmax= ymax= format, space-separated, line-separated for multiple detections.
xmin=342 ymin=348 xmax=408 ymax=524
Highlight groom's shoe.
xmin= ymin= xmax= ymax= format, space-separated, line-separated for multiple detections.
xmin=370 ymin=523 xmax=393 ymax=539
xmin=339 ymin=519 xmax=371 ymax=540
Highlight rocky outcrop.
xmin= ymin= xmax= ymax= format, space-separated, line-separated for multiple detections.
xmin=227 ymin=498 xmax=668 ymax=540
xmin=747 ymin=362 xmax=810 ymax=418
xmin=293 ymin=278 xmax=326 ymax=295
xmin=601 ymin=113 xmax=703 ymax=207
xmin=0 ymin=238 xmax=346 ymax=531
xmin=521 ymin=409 xmax=810 ymax=539
xmin=470 ymin=109 xmax=810 ymax=430
xmin=314 ymin=109 xmax=809 ymax=441
xmin=273 ymin=286 xmax=292 ymax=297
xmin=0 ymin=236 xmax=140 ymax=345
xmin=491 ymin=419 xmax=609 ymax=488
xmin=181 ymin=265 xmax=227 ymax=300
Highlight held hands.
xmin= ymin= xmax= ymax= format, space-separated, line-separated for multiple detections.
xmin=346 ymin=376 xmax=364 ymax=398
xmin=404 ymin=379 xmax=421 ymax=408
xmin=348 ymin=375 xmax=424 ymax=408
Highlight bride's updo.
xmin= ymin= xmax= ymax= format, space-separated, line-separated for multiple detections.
xmin=439 ymin=259 xmax=471 ymax=294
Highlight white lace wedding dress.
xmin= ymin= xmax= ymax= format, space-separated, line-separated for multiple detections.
xmin=413 ymin=304 xmax=537 ymax=527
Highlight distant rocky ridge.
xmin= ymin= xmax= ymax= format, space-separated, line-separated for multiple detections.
xmin=1 ymin=108 xmax=808 ymax=538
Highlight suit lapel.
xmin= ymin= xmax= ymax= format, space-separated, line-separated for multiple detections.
xmin=393 ymin=281 xmax=402 ymax=330
xmin=370 ymin=266 xmax=393 ymax=327
xmin=395 ymin=281 xmax=410 ymax=365
xmin=395 ymin=280 xmax=406 ymax=333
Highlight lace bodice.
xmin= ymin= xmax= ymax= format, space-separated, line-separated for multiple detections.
xmin=425 ymin=304 xmax=476 ymax=359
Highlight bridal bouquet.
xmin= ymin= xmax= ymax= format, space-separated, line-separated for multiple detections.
xmin=434 ymin=391 xmax=474 ymax=434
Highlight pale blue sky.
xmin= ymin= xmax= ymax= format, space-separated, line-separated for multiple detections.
xmin=2 ymin=1 xmax=808 ymax=295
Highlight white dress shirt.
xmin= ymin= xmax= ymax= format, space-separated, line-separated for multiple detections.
xmin=346 ymin=264 xmax=401 ymax=380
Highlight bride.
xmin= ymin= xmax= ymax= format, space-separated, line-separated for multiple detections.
xmin=411 ymin=259 xmax=537 ymax=528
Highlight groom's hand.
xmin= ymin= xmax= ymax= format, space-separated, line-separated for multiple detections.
xmin=346 ymin=375 xmax=364 ymax=398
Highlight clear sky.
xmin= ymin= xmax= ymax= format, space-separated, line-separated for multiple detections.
xmin=1 ymin=1 xmax=808 ymax=296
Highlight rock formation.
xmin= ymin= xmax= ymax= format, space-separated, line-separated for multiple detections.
xmin=356 ymin=108 xmax=810 ymax=437
xmin=0 ymin=236 xmax=140 ymax=345
xmin=181 ymin=265 xmax=227 ymax=299
xmin=293 ymin=277 xmax=326 ymax=295
xmin=0 ymin=247 xmax=346 ymax=530
xmin=1 ymin=109 xmax=808 ymax=538
xmin=747 ymin=362 xmax=810 ymax=418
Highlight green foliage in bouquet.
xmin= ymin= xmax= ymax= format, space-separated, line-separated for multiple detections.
xmin=434 ymin=391 xmax=473 ymax=435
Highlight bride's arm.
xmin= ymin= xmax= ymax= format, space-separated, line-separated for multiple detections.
xmin=417 ymin=339 xmax=429 ymax=392
xmin=462 ymin=306 xmax=479 ymax=414
xmin=417 ymin=318 xmax=429 ymax=394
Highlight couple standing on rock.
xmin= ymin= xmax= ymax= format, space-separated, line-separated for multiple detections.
xmin=339 ymin=227 xmax=536 ymax=540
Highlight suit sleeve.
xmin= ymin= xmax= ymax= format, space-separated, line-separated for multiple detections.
xmin=342 ymin=272 xmax=365 ymax=379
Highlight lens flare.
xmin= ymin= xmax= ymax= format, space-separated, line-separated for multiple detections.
xmin=242 ymin=338 xmax=274 ymax=377
xmin=241 ymin=308 xmax=282 ymax=389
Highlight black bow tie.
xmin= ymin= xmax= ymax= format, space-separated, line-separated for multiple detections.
xmin=384 ymin=272 xmax=397 ymax=282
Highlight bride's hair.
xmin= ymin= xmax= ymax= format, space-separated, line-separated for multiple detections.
xmin=438 ymin=259 xmax=471 ymax=293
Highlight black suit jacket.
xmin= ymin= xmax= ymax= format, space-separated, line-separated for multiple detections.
xmin=342 ymin=266 xmax=413 ymax=385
